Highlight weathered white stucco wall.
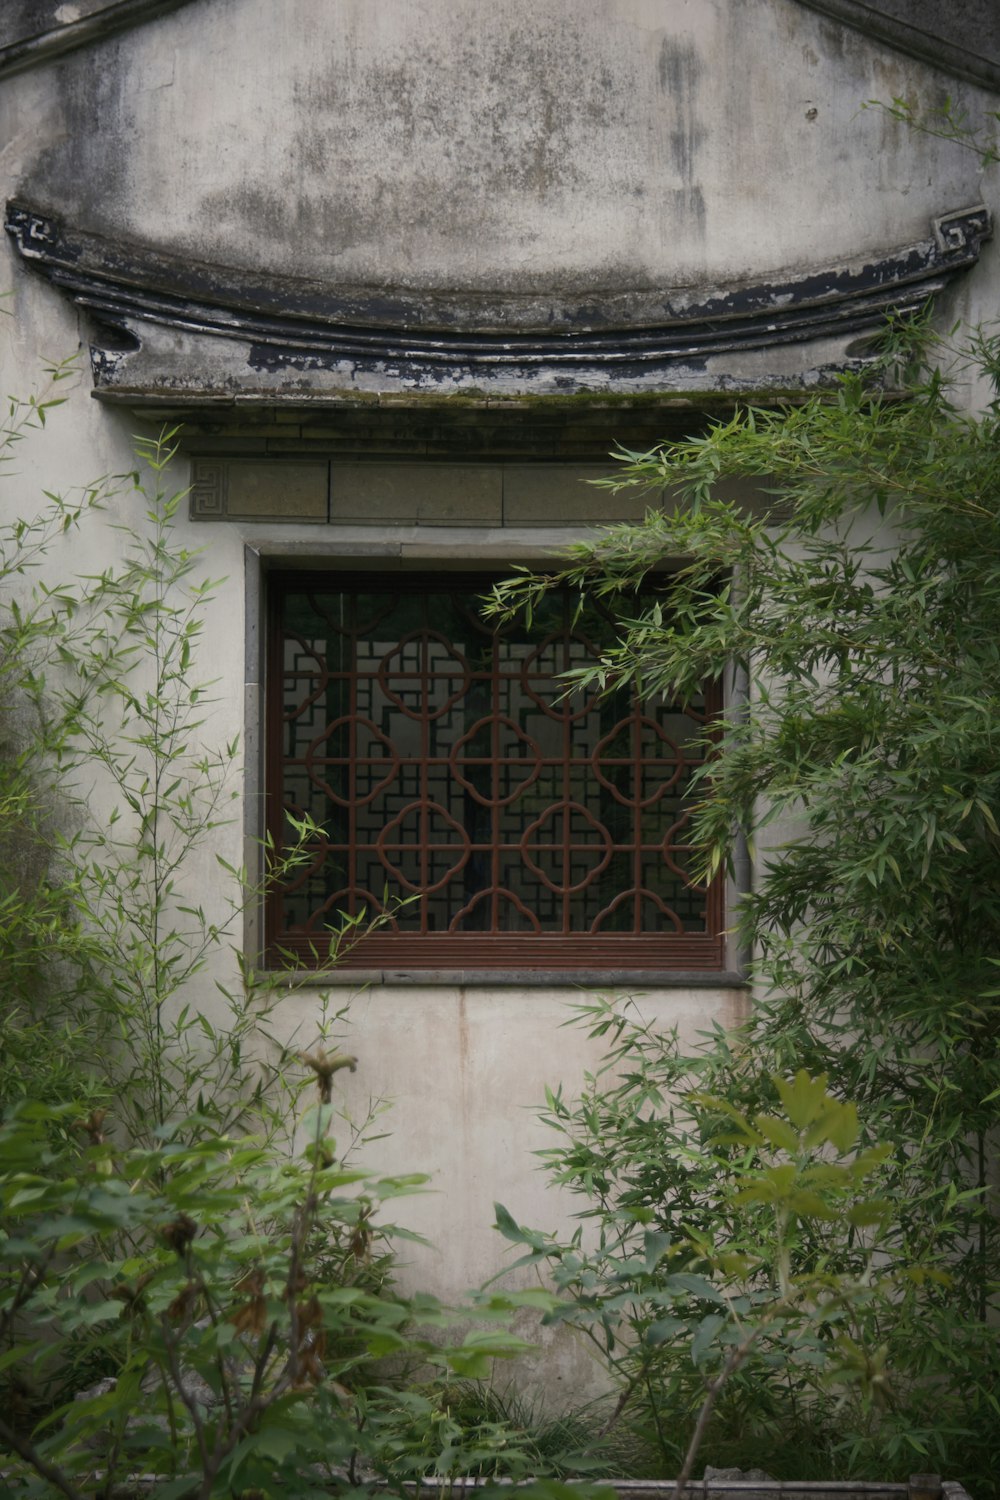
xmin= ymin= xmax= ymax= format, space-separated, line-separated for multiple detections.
xmin=3 ymin=0 xmax=992 ymax=294
xmin=2 ymin=0 xmax=1000 ymax=1400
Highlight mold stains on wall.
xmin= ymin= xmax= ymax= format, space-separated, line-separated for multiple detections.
xmin=6 ymin=0 xmax=993 ymax=335
xmin=29 ymin=29 xmax=136 ymax=223
xmin=657 ymin=38 xmax=706 ymax=184
xmin=654 ymin=36 xmax=708 ymax=244
xmin=6 ymin=1 xmax=722 ymax=291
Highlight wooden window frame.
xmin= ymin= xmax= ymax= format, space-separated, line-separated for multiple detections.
xmin=265 ymin=569 xmax=726 ymax=972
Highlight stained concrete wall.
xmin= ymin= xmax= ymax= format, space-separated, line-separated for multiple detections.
xmin=3 ymin=0 xmax=994 ymax=300
xmin=2 ymin=0 xmax=1000 ymax=1400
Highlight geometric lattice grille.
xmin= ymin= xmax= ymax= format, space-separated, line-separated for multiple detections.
xmin=267 ymin=573 xmax=724 ymax=969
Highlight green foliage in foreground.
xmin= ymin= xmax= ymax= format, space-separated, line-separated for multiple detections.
xmin=490 ymin=328 xmax=1000 ymax=1496
xmin=0 ymin=361 xmax=117 ymax=1120
xmin=0 ymin=1091 xmax=544 ymax=1500
xmin=0 ymin=375 xmax=614 ymax=1494
xmin=498 ymin=1068 xmax=911 ymax=1498
xmin=0 ymin=391 xmax=389 ymax=1152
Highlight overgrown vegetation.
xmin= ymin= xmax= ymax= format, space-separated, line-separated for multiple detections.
xmin=0 ymin=361 xmax=115 ymax=1119
xmin=0 ymin=384 xmax=557 ymax=1494
xmin=489 ymin=323 xmax=1000 ymax=1496
xmin=0 ymin=389 xmax=294 ymax=1142
xmin=6 ymin=311 xmax=1000 ymax=1493
xmin=496 ymin=1068 xmax=909 ymax=1497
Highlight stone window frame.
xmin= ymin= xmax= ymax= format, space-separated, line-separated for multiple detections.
xmin=243 ymin=534 xmax=750 ymax=989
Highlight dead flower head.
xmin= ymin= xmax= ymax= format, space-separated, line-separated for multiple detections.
xmin=72 ymin=1109 xmax=108 ymax=1146
xmin=161 ymin=1212 xmax=198 ymax=1256
xmin=231 ymin=1269 xmax=268 ymax=1336
xmin=298 ymin=1047 xmax=357 ymax=1102
xmin=166 ymin=1281 xmax=200 ymax=1322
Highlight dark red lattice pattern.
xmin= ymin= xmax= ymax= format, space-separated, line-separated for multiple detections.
xmin=267 ymin=578 xmax=721 ymax=967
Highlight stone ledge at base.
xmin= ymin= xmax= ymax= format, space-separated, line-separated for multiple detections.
xmin=41 ymin=1473 xmax=974 ymax=1499
xmin=402 ymin=1478 xmax=972 ymax=1500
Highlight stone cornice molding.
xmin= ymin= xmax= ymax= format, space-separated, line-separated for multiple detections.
xmin=5 ymin=200 xmax=992 ymax=398
xmin=0 ymin=0 xmax=201 ymax=82
xmin=795 ymin=0 xmax=1000 ymax=93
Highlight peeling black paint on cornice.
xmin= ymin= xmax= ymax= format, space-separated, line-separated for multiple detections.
xmin=4 ymin=200 xmax=992 ymax=397
xmin=0 ymin=0 xmax=201 ymax=82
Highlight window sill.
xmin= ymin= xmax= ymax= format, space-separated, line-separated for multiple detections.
xmin=255 ymin=968 xmax=750 ymax=989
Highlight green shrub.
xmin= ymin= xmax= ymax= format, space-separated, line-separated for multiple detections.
xmin=0 ymin=379 xmax=548 ymax=1495
xmin=491 ymin=325 xmax=1000 ymax=1496
xmin=0 ymin=1072 xmax=535 ymax=1498
xmin=497 ymin=1060 xmax=916 ymax=1494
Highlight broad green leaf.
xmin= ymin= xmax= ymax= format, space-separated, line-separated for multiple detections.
xmin=691 ymin=1312 xmax=728 ymax=1367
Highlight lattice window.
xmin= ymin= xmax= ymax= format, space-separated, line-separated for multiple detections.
xmin=265 ymin=573 xmax=725 ymax=970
